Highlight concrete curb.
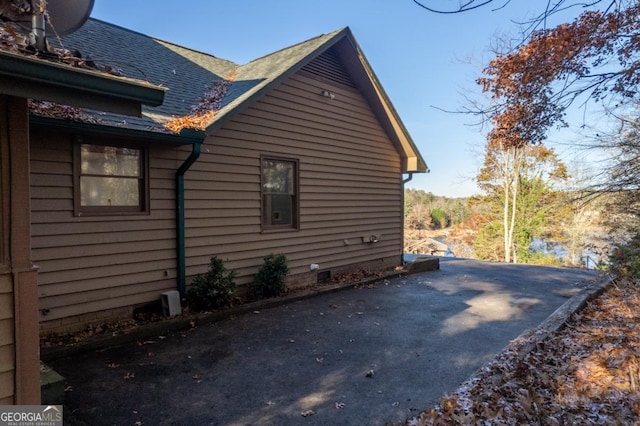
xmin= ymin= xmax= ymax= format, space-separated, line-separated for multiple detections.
xmin=534 ymin=273 xmax=613 ymax=336
xmin=41 ymin=270 xmax=407 ymax=362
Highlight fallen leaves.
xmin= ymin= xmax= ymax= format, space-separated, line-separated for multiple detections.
xmin=1 ymin=19 xmax=129 ymax=74
xmin=164 ymin=70 xmax=236 ymax=133
xmin=0 ymin=21 xmax=27 ymax=53
xmin=408 ymin=278 xmax=640 ymax=425
xmin=329 ymin=267 xmax=390 ymax=286
xmin=28 ymin=100 xmax=101 ymax=123
xmin=40 ymin=317 xmax=152 ymax=348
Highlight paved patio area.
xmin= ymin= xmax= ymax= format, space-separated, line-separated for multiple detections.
xmin=50 ymin=258 xmax=602 ymax=425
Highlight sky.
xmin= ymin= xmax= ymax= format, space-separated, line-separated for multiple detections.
xmin=89 ymin=1 xmax=581 ymax=198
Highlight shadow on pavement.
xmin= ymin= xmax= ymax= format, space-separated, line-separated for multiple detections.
xmin=51 ymin=258 xmax=600 ymax=425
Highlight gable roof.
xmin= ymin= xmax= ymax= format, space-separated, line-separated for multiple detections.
xmin=54 ymin=19 xmax=427 ymax=173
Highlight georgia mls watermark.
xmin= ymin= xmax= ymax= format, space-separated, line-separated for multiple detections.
xmin=0 ymin=406 xmax=62 ymax=426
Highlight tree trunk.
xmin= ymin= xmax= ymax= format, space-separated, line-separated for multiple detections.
xmin=509 ymin=169 xmax=519 ymax=263
xmin=503 ymin=177 xmax=510 ymax=262
xmin=502 ymin=145 xmax=521 ymax=264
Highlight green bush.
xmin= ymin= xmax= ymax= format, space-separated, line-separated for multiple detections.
xmin=431 ymin=207 xmax=449 ymax=229
xmin=609 ymin=234 xmax=640 ymax=278
xmin=187 ymin=256 xmax=237 ymax=312
xmin=524 ymin=251 xmax=562 ymax=266
xmin=249 ymin=253 xmax=289 ymax=299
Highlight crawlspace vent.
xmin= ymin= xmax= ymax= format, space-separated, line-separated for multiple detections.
xmin=317 ymin=270 xmax=331 ymax=284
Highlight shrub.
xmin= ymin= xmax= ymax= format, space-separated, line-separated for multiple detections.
xmin=431 ymin=207 xmax=449 ymax=229
xmin=187 ymin=256 xmax=237 ymax=312
xmin=609 ymin=234 xmax=640 ymax=279
xmin=249 ymin=253 xmax=289 ymax=299
xmin=524 ymin=251 xmax=562 ymax=266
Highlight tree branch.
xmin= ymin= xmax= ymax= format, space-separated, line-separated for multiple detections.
xmin=411 ymin=0 xmax=508 ymax=14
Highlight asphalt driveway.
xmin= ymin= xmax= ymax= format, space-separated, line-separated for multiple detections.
xmin=50 ymin=258 xmax=602 ymax=425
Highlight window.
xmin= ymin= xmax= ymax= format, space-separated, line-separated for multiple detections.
xmin=74 ymin=141 xmax=148 ymax=215
xmin=261 ymin=157 xmax=298 ymax=230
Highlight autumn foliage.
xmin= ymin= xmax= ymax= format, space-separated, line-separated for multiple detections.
xmin=472 ymin=2 xmax=640 ymax=264
xmin=478 ymin=3 xmax=640 ymax=148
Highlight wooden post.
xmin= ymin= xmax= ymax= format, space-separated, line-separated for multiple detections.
xmin=0 ymin=96 xmax=40 ymax=404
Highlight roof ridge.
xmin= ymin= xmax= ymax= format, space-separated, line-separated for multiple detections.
xmin=244 ymin=27 xmax=347 ymax=65
xmin=88 ymin=17 xmax=158 ymax=41
xmin=88 ymin=18 xmax=237 ymax=67
xmin=152 ymin=38 xmax=238 ymax=68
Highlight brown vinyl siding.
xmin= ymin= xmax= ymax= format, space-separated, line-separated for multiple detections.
xmin=0 ymin=273 xmax=14 ymax=404
xmin=30 ymin=128 xmax=186 ymax=325
xmin=31 ymin=55 xmax=406 ymax=329
xmin=184 ymin=69 xmax=402 ymax=284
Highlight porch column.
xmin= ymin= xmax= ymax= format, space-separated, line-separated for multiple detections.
xmin=0 ymin=95 xmax=40 ymax=404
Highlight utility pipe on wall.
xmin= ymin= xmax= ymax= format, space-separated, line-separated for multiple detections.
xmin=400 ymin=173 xmax=413 ymax=265
xmin=176 ymin=140 xmax=202 ymax=298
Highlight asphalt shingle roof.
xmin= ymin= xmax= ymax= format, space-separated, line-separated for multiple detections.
xmin=214 ymin=28 xmax=344 ymax=132
xmin=48 ymin=19 xmax=427 ymax=172
xmin=56 ymin=19 xmax=343 ymax=134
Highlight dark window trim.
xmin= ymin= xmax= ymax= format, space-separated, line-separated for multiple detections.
xmin=73 ymin=135 xmax=150 ymax=217
xmin=260 ymin=155 xmax=299 ymax=232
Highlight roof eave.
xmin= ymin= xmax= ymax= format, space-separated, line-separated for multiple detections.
xmin=0 ymin=50 xmax=166 ymax=117
xmin=202 ymin=28 xmax=428 ymax=174
xmin=337 ymin=31 xmax=428 ymax=174
xmin=29 ymin=115 xmax=204 ymax=145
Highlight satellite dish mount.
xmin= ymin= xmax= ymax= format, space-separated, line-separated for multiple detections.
xmin=0 ymin=0 xmax=95 ymax=52
xmin=30 ymin=2 xmax=46 ymax=52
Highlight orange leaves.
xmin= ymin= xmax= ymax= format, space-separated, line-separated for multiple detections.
xmin=163 ymin=110 xmax=216 ymax=133
xmin=479 ymin=9 xmax=612 ymax=99
xmin=479 ymin=3 xmax=640 ymax=147
xmin=164 ymin=70 xmax=237 ymax=133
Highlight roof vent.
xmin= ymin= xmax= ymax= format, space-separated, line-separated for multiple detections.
xmin=302 ymin=47 xmax=355 ymax=88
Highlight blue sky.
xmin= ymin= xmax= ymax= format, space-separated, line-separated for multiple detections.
xmin=90 ymin=1 xmax=574 ymax=198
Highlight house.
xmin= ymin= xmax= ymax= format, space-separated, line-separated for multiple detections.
xmin=29 ymin=19 xmax=428 ymax=333
xmin=0 ymin=42 xmax=166 ymax=403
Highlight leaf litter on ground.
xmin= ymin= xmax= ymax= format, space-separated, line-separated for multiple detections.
xmin=406 ymin=278 xmax=640 ymax=425
xmin=40 ymin=267 xmax=399 ymax=349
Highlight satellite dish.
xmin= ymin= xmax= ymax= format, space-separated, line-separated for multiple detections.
xmin=45 ymin=0 xmax=94 ymax=36
xmin=0 ymin=0 xmax=93 ymax=51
